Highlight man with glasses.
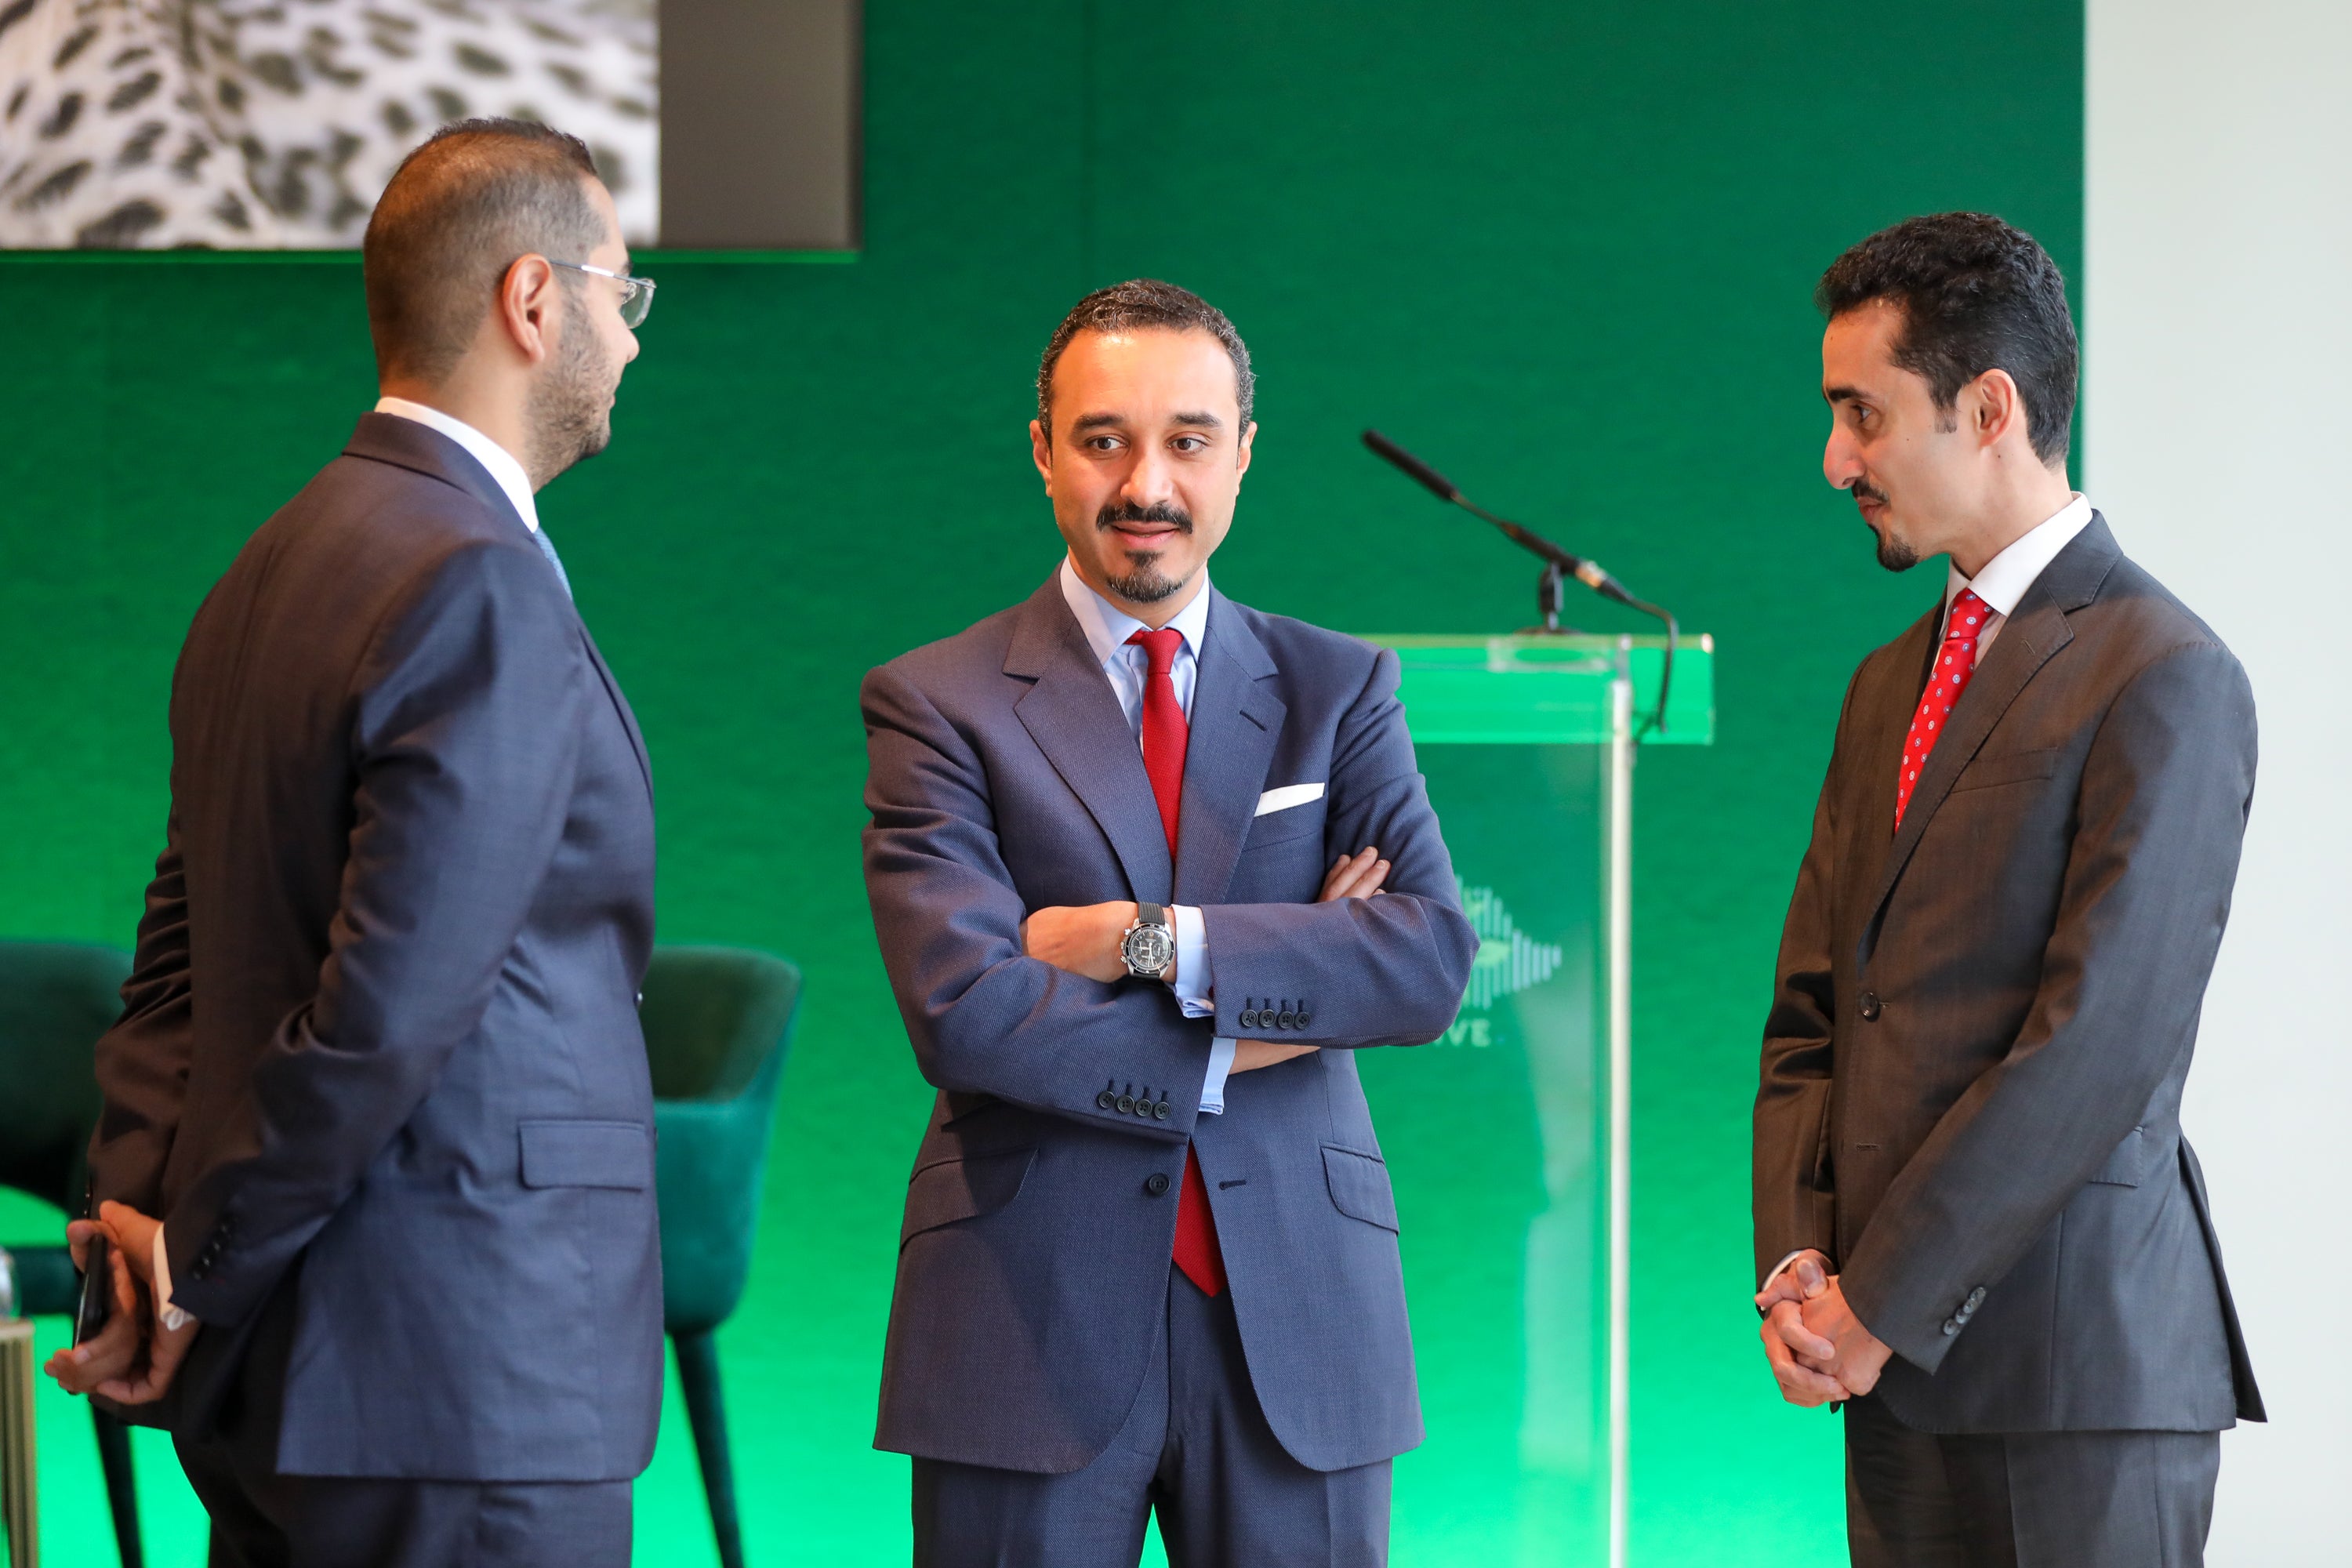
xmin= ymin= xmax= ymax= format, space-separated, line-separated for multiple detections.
xmin=45 ymin=119 xmax=659 ymax=1568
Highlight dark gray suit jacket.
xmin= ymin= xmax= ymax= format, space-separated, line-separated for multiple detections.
xmin=861 ymin=578 xmax=1478 ymax=1475
xmin=88 ymin=414 xmax=663 ymax=1480
xmin=1755 ymin=516 xmax=2263 ymax=1433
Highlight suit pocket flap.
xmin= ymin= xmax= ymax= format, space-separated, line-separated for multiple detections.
xmin=519 ymin=1120 xmax=653 ymax=1189
xmin=2088 ymin=1123 xmax=2159 ymax=1187
xmin=1951 ymin=747 xmax=2060 ymax=793
xmin=1323 ymin=1145 xmax=1399 ymax=1232
xmin=901 ymin=1149 xmax=1037 ymax=1247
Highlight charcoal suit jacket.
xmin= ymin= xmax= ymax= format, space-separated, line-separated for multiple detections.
xmin=87 ymin=413 xmax=663 ymax=1480
xmin=861 ymin=576 xmax=1479 ymax=1475
xmin=1754 ymin=514 xmax=2264 ymax=1433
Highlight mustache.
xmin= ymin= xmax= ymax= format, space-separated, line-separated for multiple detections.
xmin=1851 ymin=478 xmax=1889 ymax=506
xmin=1098 ymin=501 xmax=1192 ymax=532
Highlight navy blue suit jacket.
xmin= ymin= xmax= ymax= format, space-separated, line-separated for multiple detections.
xmin=88 ymin=414 xmax=662 ymax=1481
xmin=862 ymin=575 xmax=1477 ymax=1475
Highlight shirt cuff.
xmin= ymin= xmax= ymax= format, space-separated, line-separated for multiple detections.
xmin=152 ymin=1225 xmax=194 ymax=1330
xmin=1200 ymin=1036 xmax=1236 ymax=1115
xmin=1169 ymin=905 xmax=1213 ymax=1017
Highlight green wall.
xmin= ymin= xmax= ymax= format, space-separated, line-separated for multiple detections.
xmin=0 ymin=3 xmax=2082 ymax=1562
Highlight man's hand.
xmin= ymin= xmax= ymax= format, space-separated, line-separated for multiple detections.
xmin=1021 ymin=901 xmax=1138 ymax=982
xmin=43 ymin=1202 xmax=199 ymax=1406
xmin=1797 ymin=1274 xmax=1893 ymax=1397
xmin=1755 ymin=1251 xmax=1847 ymax=1406
xmin=44 ymin=1217 xmax=143 ymax=1396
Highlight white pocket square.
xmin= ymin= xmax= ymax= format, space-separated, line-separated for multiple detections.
xmin=1254 ymin=782 xmax=1327 ymax=817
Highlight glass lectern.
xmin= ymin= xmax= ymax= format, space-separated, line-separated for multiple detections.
xmin=1352 ymin=633 xmax=1715 ymax=1568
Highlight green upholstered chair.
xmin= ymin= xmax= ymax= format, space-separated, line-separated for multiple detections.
xmin=643 ymin=946 xmax=801 ymax=1568
xmin=0 ymin=939 xmax=144 ymax=1568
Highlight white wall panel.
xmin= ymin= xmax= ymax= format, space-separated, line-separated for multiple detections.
xmin=2085 ymin=4 xmax=2352 ymax=1562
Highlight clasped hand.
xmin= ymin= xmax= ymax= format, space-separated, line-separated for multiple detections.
xmin=1755 ymin=1250 xmax=1893 ymax=1407
xmin=44 ymin=1199 xmax=198 ymax=1405
xmin=1021 ymin=847 xmax=1390 ymax=1074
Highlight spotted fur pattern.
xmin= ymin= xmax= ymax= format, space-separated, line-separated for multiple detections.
xmin=0 ymin=0 xmax=655 ymax=249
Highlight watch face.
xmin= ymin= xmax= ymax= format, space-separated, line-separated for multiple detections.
xmin=1123 ymin=923 xmax=1175 ymax=976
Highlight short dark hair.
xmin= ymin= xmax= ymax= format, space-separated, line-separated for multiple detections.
xmin=1816 ymin=212 xmax=2078 ymax=464
xmin=1036 ymin=279 xmax=1254 ymax=438
xmin=363 ymin=118 xmax=605 ymax=385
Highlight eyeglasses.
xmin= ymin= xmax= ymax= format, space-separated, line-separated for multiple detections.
xmin=549 ymin=260 xmax=656 ymax=328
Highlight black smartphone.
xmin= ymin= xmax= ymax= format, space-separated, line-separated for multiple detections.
xmin=74 ymin=1232 xmax=114 ymax=1345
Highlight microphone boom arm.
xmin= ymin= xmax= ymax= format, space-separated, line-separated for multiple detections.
xmin=1362 ymin=429 xmax=1679 ymax=735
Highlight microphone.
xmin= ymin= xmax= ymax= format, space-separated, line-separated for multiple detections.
xmin=1360 ymin=430 xmax=1639 ymax=605
xmin=1361 ymin=429 xmax=1679 ymax=731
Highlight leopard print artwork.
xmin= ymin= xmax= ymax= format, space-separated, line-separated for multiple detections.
xmin=0 ymin=0 xmax=656 ymax=248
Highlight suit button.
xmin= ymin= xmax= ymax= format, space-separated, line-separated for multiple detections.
xmin=1154 ymin=1102 xmax=1171 ymax=1120
xmin=1277 ymin=1009 xmax=1298 ymax=1030
xmin=1859 ymin=992 xmax=1882 ymax=1022
xmin=1145 ymin=1173 xmax=1171 ymax=1197
xmin=1942 ymin=1317 xmax=1960 ymax=1337
xmin=1097 ymin=1090 xmax=1118 ymax=1110
xmin=1133 ymin=1098 xmax=1152 ymax=1119
xmin=1965 ymin=1287 xmax=1986 ymax=1310
xmin=1295 ymin=1010 xmax=1312 ymax=1029
xmin=1238 ymin=1009 xmax=1257 ymax=1029
xmin=1116 ymin=1094 xmax=1136 ymax=1115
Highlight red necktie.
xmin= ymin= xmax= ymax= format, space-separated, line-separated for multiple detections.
xmin=1128 ymin=628 xmax=1228 ymax=1298
xmin=1894 ymin=589 xmax=1990 ymax=831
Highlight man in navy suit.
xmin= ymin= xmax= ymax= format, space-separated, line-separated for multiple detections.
xmin=48 ymin=119 xmax=661 ymax=1567
xmin=862 ymin=279 xmax=1478 ymax=1566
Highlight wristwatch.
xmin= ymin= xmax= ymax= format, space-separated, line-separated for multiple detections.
xmin=1120 ymin=902 xmax=1177 ymax=981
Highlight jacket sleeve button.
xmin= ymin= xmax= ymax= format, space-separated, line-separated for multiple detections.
xmin=1116 ymin=1094 xmax=1136 ymax=1115
xmin=1965 ymin=1287 xmax=1986 ymax=1310
xmin=1277 ymin=1009 xmax=1298 ymax=1030
xmin=1941 ymin=1317 xmax=1961 ymax=1336
xmin=1295 ymin=1010 xmax=1312 ymax=1029
xmin=1145 ymin=1173 xmax=1171 ymax=1197
xmin=1239 ymin=1007 xmax=1260 ymax=1029
xmin=1154 ymin=1102 xmax=1171 ymax=1120
xmin=1097 ymin=1090 xmax=1118 ymax=1110
xmin=1859 ymin=991 xmax=1883 ymax=1022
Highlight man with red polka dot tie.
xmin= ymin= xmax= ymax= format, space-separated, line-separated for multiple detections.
xmin=861 ymin=281 xmax=1477 ymax=1566
xmin=1751 ymin=214 xmax=2263 ymax=1568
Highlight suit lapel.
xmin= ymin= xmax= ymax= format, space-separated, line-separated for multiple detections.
xmin=1174 ymin=591 xmax=1285 ymax=907
xmin=1009 ymin=579 xmax=1174 ymax=902
xmin=578 ymin=625 xmax=653 ymax=801
xmin=1862 ymin=517 xmax=2121 ymax=931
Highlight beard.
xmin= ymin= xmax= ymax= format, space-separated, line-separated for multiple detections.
xmin=1856 ymin=481 xmax=1918 ymax=572
xmin=1098 ymin=500 xmax=1194 ymax=603
xmin=524 ymin=303 xmax=615 ymax=487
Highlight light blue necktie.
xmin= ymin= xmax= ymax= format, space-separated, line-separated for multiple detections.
xmin=529 ymin=526 xmax=574 ymax=601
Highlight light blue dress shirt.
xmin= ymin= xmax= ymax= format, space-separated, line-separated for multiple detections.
xmin=1057 ymin=558 xmax=1239 ymax=1113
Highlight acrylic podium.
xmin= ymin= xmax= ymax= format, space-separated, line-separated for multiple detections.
xmin=1352 ymin=632 xmax=1713 ymax=1568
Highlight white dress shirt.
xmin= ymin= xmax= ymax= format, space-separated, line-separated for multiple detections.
xmin=1760 ymin=493 xmax=2096 ymax=1301
xmin=374 ymin=397 xmax=542 ymax=532
xmin=1057 ymin=557 xmax=1238 ymax=1113
xmin=1939 ymin=493 xmax=2093 ymax=664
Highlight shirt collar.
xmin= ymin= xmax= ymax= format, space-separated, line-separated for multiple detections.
xmin=1947 ymin=492 xmax=2094 ymax=619
xmin=373 ymin=396 xmax=541 ymax=535
xmin=1058 ymin=555 xmax=1213 ymax=670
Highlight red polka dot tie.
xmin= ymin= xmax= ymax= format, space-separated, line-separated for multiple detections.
xmin=1127 ymin=629 xmax=1228 ymax=1298
xmin=1894 ymin=589 xmax=1990 ymax=832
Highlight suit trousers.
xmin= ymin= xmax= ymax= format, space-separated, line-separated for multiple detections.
xmin=912 ymin=1270 xmax=1392 ymax=1568
xmin=1845 ymin=1393 xmax=2219 ymax=1568
xmin=175 ymin=1285 xmax=632 ymax=1568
